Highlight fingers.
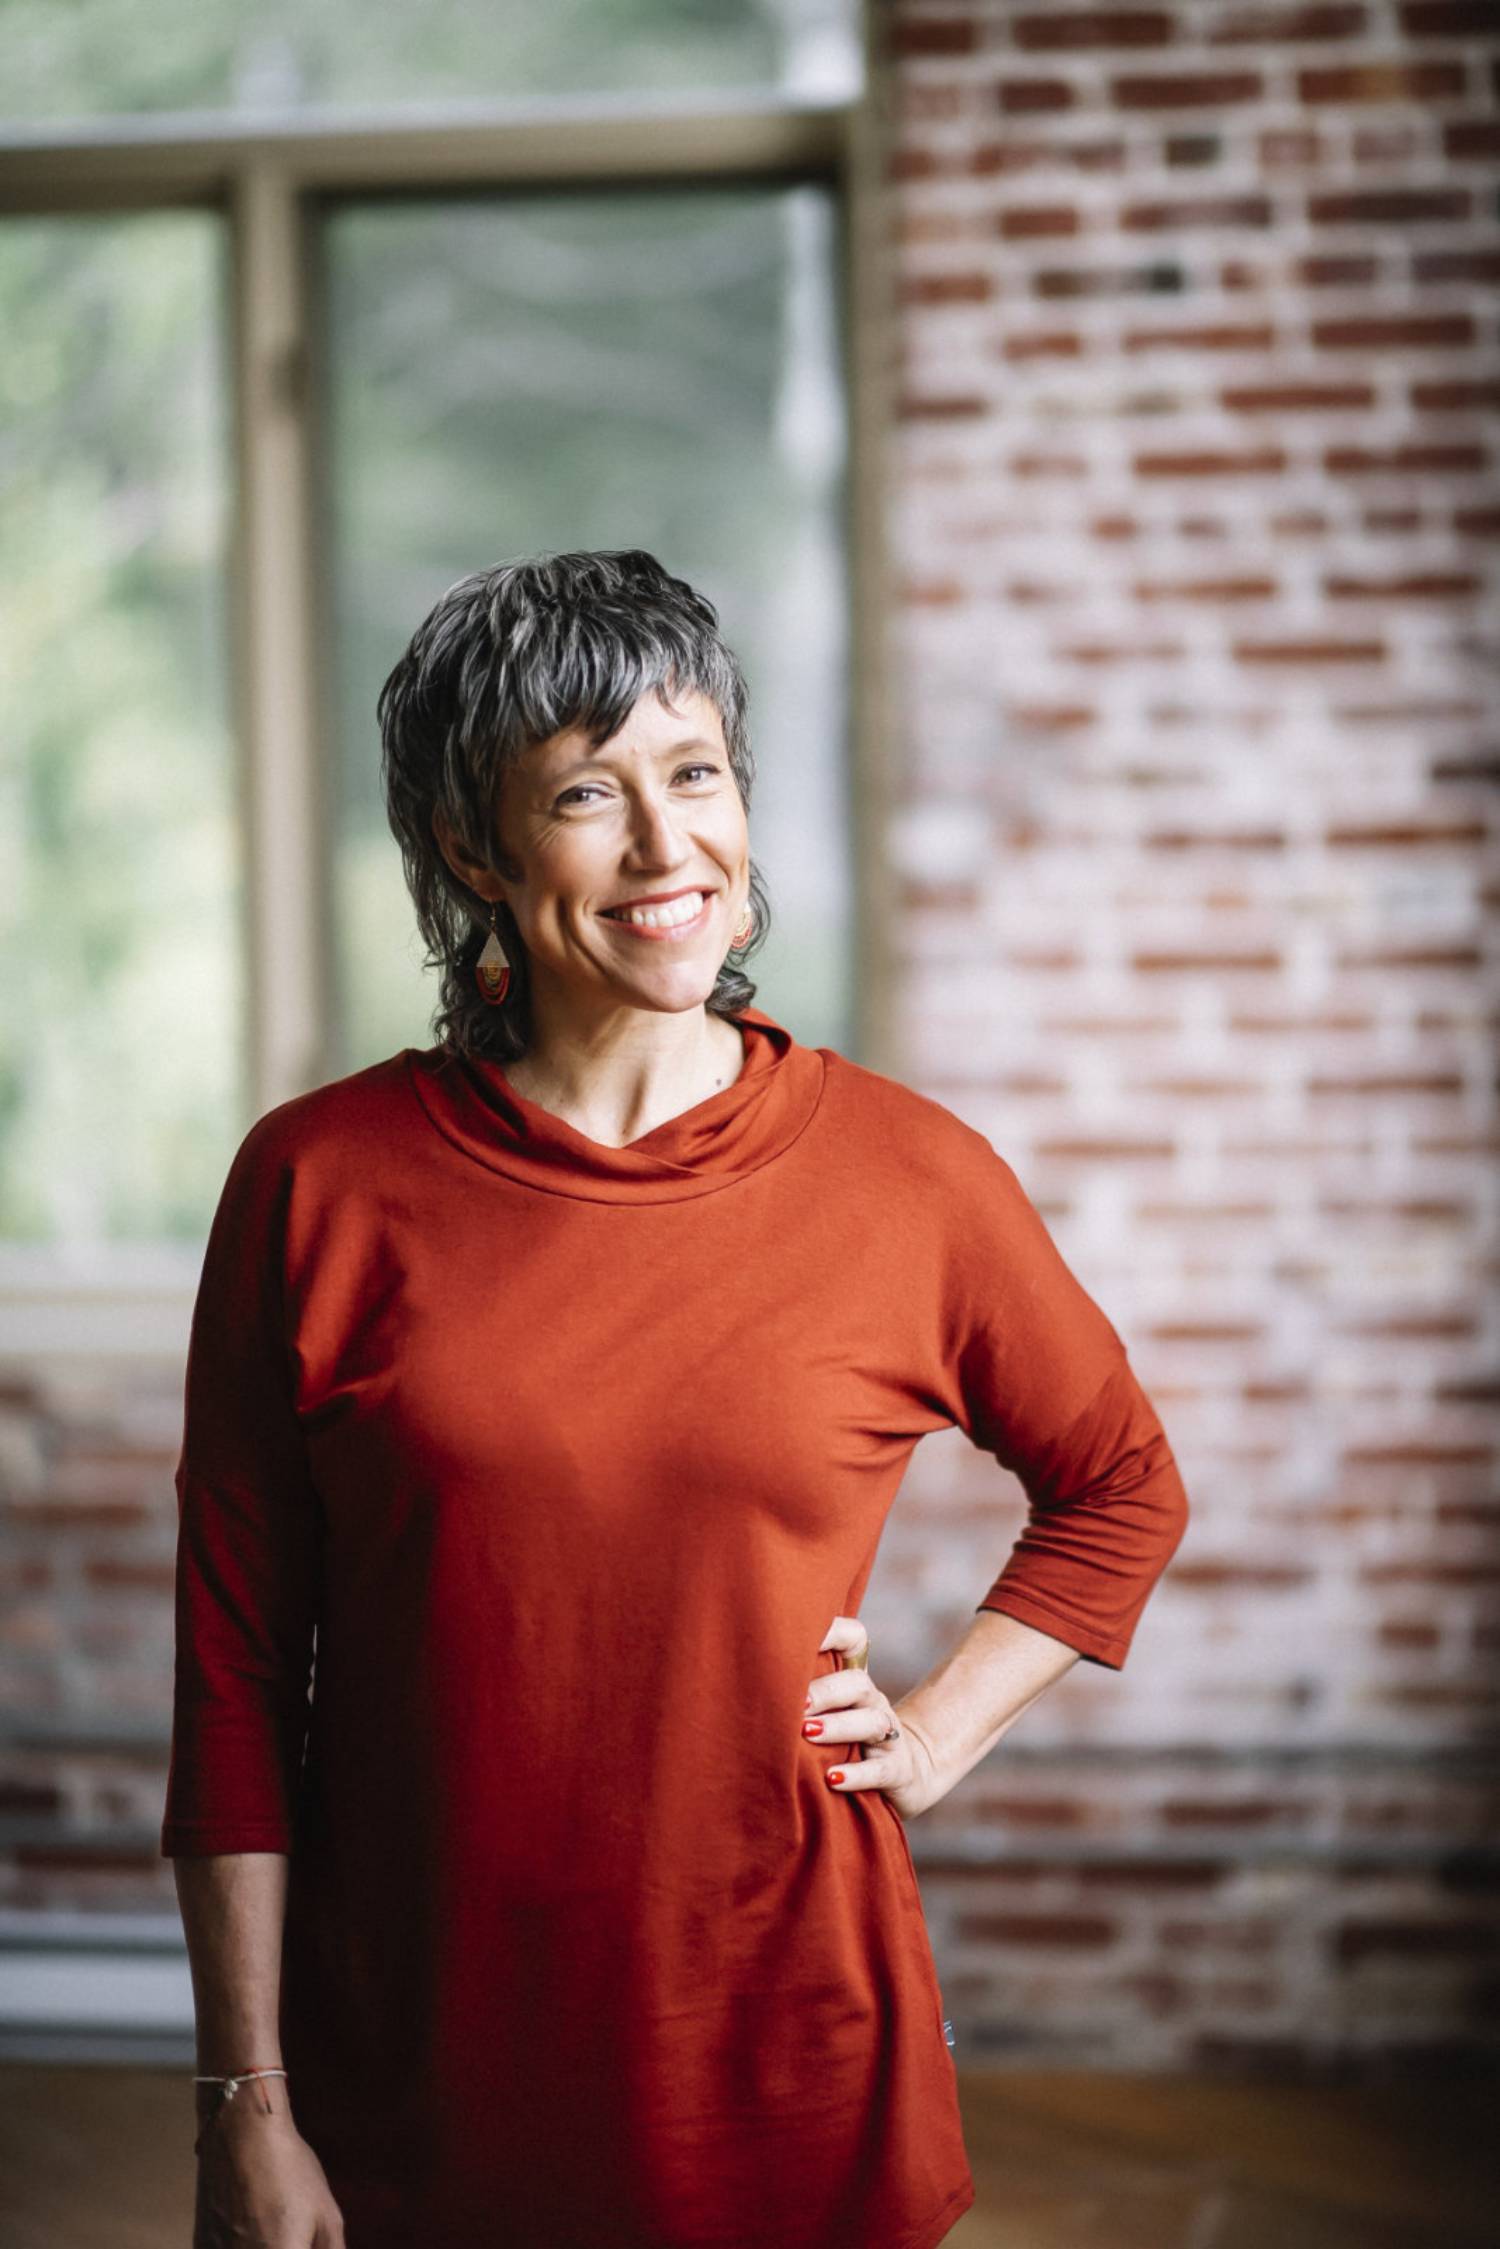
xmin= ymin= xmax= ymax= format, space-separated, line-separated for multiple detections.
xmin=808 ymin=1612 xmax=906 ymax=1792
xmin=807 ymin=1614 xmax=883 ymax=1733
xmin=824 ymin=1716 xmax=906 ymax=1791
xmin=802 ymin=1693 xmax=896 ymax=1748
xmin=818 ymin=1612 xmax=870 ymax=1670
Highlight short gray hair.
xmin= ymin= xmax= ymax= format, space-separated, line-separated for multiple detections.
xmin=378 ymin=549 xmax=770 ymax=1062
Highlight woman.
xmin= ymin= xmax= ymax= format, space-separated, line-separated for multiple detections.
xmin=163 ymin=548 xmax=1190 ymax=2249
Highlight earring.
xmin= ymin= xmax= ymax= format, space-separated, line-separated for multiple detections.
xmin=475 ymin=901 xmax=512 ymax=1006
xmin=731 ymin=903 xmax=754 ymax=949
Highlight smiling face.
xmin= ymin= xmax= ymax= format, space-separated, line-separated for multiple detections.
xmin=435 ymin=685 xmax=751 ymax=1025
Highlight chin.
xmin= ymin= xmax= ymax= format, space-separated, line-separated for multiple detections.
xmin=613 ymin=969 xmax=722 ymax=1012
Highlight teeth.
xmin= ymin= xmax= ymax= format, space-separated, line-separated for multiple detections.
xmin=605 ymin=891 xmax=705 ymax=929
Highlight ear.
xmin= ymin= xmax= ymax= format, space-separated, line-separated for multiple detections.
xmin=431 ymin=805 xmax=487 ymax=893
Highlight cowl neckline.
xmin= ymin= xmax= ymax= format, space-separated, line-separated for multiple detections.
xmin=403 ymin=1006 xmax=826 ymax=1204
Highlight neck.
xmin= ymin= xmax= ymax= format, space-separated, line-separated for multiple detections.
xmin=502 ymin=1004 xmax=746 ymax=1150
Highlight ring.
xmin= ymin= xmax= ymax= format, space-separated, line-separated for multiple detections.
xmin=836 ymin=1639 xmax=896 ymax=1743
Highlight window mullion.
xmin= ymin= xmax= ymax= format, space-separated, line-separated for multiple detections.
xmin=228 ymin=162 xmax=333 ymax=1122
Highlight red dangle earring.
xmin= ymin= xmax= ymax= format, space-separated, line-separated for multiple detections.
xmin=731 ymin=903 xmax=754 ymax=949
xmin=475 ymin=901 xmax=512 ymax=1006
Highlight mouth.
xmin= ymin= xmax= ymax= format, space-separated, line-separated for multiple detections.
xmin=598 ymin=889 xmax=716 ymax=941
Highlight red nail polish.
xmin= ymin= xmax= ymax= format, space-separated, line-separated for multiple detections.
xmin=803 ymin=1719 xmax=823 ymax=1737
xmin=804 ymin=1694 xmax=813 ymax=1709
xmin=827 ymin=1768 xmax=845 ymax=1787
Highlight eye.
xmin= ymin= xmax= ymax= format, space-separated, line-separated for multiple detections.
xmin=555 ymin=763 xmax=718 ymax=808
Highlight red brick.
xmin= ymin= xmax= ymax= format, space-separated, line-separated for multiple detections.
xmin=1134 ymin=577 xmax=1281 ymax=603
xmin=998 ymin=205 xmax=1081 ymax=238
xmin=1300 ymin=60 xmax=1469 ymax=104
xmin=1011 ymin=11 xmax=1174 ymax=50
xmin=1308 ymin=187 xmax=1471 ymax=226
xmin=1210 ymin=3 xmax=1368 ymax=38
xmin=1134 ymin=446 xmax=1286 ymax=476
xmin=1002 ymin=330 xmax=1087 ymax=359
xmin=896 ymin=391 xmax=989 ymax=418
xmin=1168 ymin=1563 xmax=1311 ymax=1591
xmin=957 ymin=1912 xmax=1119 ymax=1947
xmin=1443 ymin=118 xmax=1500 ymax=160
xmin=1221 ymin=381 xmax=1375 ymax=411
xmin=1124 ymin=320 xmax=1276 ymax=351
xmin=1336 ymin=1920 xmax=1500 ymax=1966
xmin=1312 ymin=312 xmax=1476 ymax=349
xmin=1113 ymin=70 xmax=1264 ymax=108
xmin=1325 ymin=442 xmax=1488 ymax=475
xmin=1322 ymin=576 xmax=1483 ymax=602
xmin=1122 ymin=193 xmax=1274 ymax=229
xmin=1397 ymin=0 xmax=1500 ymax=31
xmin=1412 ymin=247 xmax=1500 ymax=285
xmin=889 ymin=18 xmax=979 ymax=58
xmin=1295 ymin=254 xmax=1380 ymax=284
xmin=995 ymin=78 xmax=1076 ymax=113
xmin=1412 ymin=377 xmax=1493 ymax=413
xmin=901 ymin=271 xmax=994 ymax=304
xmin=888 ymin=145 xmax=942 ymax=182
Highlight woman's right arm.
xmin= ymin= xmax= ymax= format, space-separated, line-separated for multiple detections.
xmin=176 ymin=1850 xmax=291 ymax=2120
xmin=176 ymin=1851 xmax=345 ymax=2246
xmin=162 ymin=1119 xmax=340 ymax=2240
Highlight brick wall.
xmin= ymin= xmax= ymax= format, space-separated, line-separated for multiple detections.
xmin=867 ymin=0 xmax=1500 ymax=2069
xmin=0 ymin=1353 xmax=185 ymax=1907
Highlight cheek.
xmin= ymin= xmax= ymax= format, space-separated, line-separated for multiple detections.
xmin=708 ymin=801 xmax=750 ymax=864
xmin=526 ymin=841 xmax=606 ymax=921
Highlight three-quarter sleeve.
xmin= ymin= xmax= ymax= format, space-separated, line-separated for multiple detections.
xmin=940 ymin=1131 xmax=1190 ymax=1670
xmin=160 ymin=1114 xmax=323 ymax=1856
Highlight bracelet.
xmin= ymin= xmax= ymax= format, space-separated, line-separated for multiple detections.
xmin=191 ymin=2066 xmax=288 ymax=2154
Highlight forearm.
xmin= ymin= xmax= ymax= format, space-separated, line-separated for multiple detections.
xmin=894 ymin=1608 xmax=1079 ymax=1803
xmin=173 ymin=1851 xmax=293 ymax=2106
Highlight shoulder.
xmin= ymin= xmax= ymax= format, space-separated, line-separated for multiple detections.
xmin=198 ymin=1053 xmax=424 ymax=1279
xmin=814 ymin=1045 xmax=1078 ymax=1280
xmin=816 ymin=1046 xmax=1023 ymax=1199
xmin=221 ymin=1051 xmax=419 ymax=1194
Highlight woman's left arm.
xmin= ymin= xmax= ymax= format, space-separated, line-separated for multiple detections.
xmin=806 ymin=1124 xmax=1192 ymax=1819
xmin=896 ymin=1608 xmax=1083 ymax=1807
xmin=809 ymin=1607 xmax=1081 ymax=1821
xmin=825 ymin=1350 xmax=1190 ymax=1815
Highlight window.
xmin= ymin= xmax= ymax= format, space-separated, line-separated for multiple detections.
xmin=0 ymin=213 xmax=234 ymax=1243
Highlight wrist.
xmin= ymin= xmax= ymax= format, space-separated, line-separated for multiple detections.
xmin=891 ymin=1703 xmax=951 ymax=1815
xmin=194 ymin=2067 xmax=293 ymax=2123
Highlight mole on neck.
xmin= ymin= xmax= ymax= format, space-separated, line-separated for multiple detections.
xmin=503 ymin=1014 xmax=748 ymax=1150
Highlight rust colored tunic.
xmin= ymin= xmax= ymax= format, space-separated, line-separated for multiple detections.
xmin=162 ymin=1005 xmax=1189 ymax=2249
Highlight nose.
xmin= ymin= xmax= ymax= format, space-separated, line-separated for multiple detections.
xmin=623 ymin=790 xmax=694 ymax=866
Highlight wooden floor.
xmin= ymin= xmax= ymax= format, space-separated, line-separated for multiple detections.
xmin=0 ymin=2062 xmax=1495 ymax=2247
xmin=947 ymin=2071 xmax=1497 ymax=2249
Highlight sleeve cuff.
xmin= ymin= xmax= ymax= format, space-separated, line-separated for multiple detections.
xmin=973 ymin=1585 xmax=1130 ymax=1670
xmin=160 ymin=1820 xmax=294 ymax=1858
